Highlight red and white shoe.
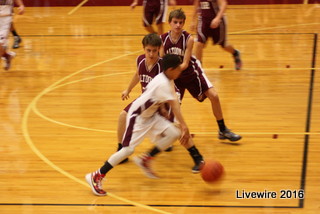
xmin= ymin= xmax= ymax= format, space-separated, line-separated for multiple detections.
xmin=85 ymin=170 xmax=107 ymax=196
xmin=133 ymin=155 xmax=159 ymax=179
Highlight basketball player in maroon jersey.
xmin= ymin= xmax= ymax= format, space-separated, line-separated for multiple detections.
xmin=160 ymin=9 xmax=241 ymax=141
xmin=117 ymin=33 xmax=204 ymax=173
xmin=130 ymin=0 xmax=176 ymax=35
xmin=190 ymin=0 xmax=242 ymax=70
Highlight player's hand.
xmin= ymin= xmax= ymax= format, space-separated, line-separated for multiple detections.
xmin=130 ymin=2 xmax=138 ymax=10
xmin=179 ymin=125 xmax=190 ymax=146
xmin=210 ymin=18 xmax=221 ymax=29
xmin=121 ymin=90 xmax=130 ymax=100
xmin=17 ymin=5 xmax=25 ymax=15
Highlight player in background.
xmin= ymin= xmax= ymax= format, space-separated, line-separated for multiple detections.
xmin=0 ymin=0 xmax=24 ymax=70
xmin=160 ymin=9 xmax=241 ymax=141
xmin=117 ymin=33 xmax=204 ymax=173
xmin=130 ymin=0 xmax=177 ymax=35
xmin=190 ymin=0 xmax=242 ymax=70
xmin=86 ymin=54 xmax=190 ymax=196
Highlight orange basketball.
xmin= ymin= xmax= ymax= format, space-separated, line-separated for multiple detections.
xmin=200 ymin=160 xmax=224 ymax=183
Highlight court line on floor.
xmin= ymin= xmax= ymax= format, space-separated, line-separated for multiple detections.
xmin=22 ymin=50 xmax=173 ymax=214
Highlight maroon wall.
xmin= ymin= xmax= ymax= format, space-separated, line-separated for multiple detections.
xmin=23 ymin=0 xmax=310 ymax=7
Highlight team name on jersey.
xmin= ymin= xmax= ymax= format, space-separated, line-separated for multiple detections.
xmin=166 ymin=47 xmax=185 ymax=57
xmin=200 ymin=1 xmax=211 ymax=9
xmin=140 ymin=74 xmax=153 ymax=85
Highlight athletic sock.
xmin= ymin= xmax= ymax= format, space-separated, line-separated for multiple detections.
xmin=148 ymin=147 xmax=161 ymax=157
xmin=217 ymin=119 xmax=226 ymax=132
xmin=99 ymin=161 xmax=113 ymax=175
xmin=11 ymin=30 xmax=19 ymax=37
xmin=187 ymin=146 xmax=203 ymax=163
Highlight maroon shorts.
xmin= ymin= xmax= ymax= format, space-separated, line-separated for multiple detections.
xmin=197 ymin=16 xmax=227 ymax=47
xmin=143 ymin=0 xmax=167 ymax=27
xmin=174 ymin=63 xmax=213 ymax=102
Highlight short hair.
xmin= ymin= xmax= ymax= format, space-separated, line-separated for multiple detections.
xmin=142 ymin=33 xmax=162 ymax=48
xmin=168 ymin=9 xmax=186 ymax=23
xmin=162 ymin=54 xmax=182 ymax=71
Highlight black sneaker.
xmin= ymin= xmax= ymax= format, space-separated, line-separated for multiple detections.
xmin=233 ymin=50 xmax=242 ymax=70
xmin=12 ymin=36 xmax=22 ymax=49
xmin=219 ymin=129 xmax=242 ymax=141
xmin=192 ymin=160 xmax=205 ymax=173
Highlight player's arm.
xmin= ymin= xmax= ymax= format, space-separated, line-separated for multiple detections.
xmin=121 ymin=70 xmax=140 ymax=100
xmin=130 ymin=0 xmax=139 ymax=9
xmin=159 ymin=44 xmax=165 ymax=58
xmin=15 ymin=0 xmax=25 ymax=14
xmin=181 ymin=35 xmax=194 ymax=70
xmin=167 ymin=98 xmax=190 ymax=145
xmin=190 ymin=0 xmax=200 ymax=32
xmin=210 ymin=0 xmax=227 ymax=29
xmin=169 ymin=0 xmax=177 ymax=6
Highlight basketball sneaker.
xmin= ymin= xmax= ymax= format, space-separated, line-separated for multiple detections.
xmin=12 ymin=36 xmax=22 ymax=49
xmin=192 ymin=160 xmax=205 ymax=173
xmin=133 ymin=155 xmax=159 ymax=179
xmin=2 ymin=51 xmax=16 ymax=70
xmin=85 ymin=171 xmax=107 ymax=196
xmin=233 ymin=49 xmax=242 ymax=70
xmin=219 ymin=129 xmax=242 ymax=141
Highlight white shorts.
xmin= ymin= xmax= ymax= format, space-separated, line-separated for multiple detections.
xmin=122 ymin=112 xmax=174 ymax=148
xmin=0 ymin=16 xmax=12 ymax=46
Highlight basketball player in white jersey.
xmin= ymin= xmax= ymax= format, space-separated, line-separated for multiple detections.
xmin=0 ymin=0 xmax=24 ymax=70
xmin=86 ymin=54 xmax=189 ymax=196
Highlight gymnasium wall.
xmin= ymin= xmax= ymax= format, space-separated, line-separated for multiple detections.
xmin=24 ymin=0 xmax=315 ymax=7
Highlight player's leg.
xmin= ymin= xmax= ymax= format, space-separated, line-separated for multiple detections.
xmin=86 ymin=113 xmax=147 ymax=195
xmin=216 ymin=17 xmax=242 ymax=70
xmin=11 ymin=22 xmax=21 ymax=49
xmin=204 ymin=87 xmax=241 ymax=141
xmin=116 ymin=110 xmax=129 ymax=163
xmin=143 ymin=2 xmax=157 ymax=34
xmin=194 ymin=16 xmax=208 ymax=64
xmin=183 ymin=138 xmax=204 ymax=173
xmin=134 ymin=116 xmax=180 ymax=178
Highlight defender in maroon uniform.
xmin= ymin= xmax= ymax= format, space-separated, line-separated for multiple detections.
xmin=117 ymin=34 xmax=204 ymax=173
xmin=191 ymin=0 xmax=242 ymax=70
xmin=130 ymin=0 xmax=176 ymax=35
xmin=161 ymin=9 xmax=241 ymax=141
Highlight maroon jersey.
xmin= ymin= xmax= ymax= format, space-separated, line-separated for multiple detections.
xmin=161 ymin=31 xmax=199 ymax=80
xmin=198 ymin=0 xmax=219 ymax=19
xmin=136 ymin=54 xmax=162 ymax=92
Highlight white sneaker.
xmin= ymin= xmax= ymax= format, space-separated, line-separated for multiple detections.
xmin=85 ymin=171 xmax=107 ymax=196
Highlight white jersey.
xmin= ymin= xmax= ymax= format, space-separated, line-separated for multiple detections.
xmin=122 ymin=72 xmax=177 ymax=147
xmin=129 ymin=72 xmax=176 ymax=118
xmin=0 ymin=0 xmax=14 ymax=16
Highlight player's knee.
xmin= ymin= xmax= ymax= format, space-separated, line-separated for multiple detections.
xmin=206 ymin=88 xmax=220 ymax=101
xmin=119 ymin=110 xmax=127 ymax=121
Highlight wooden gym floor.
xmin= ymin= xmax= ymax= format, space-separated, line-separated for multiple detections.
xmin=0 ymin=4 xmax=319 ymax=214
